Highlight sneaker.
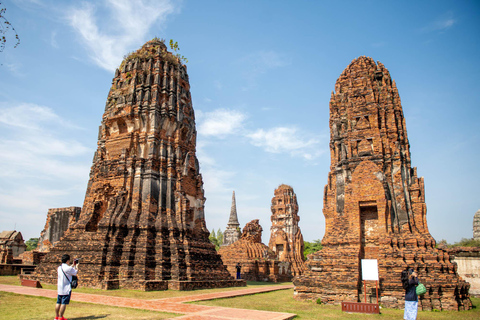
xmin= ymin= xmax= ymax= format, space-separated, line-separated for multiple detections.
xmin=60 ymin=317 xmax=68 ymax=320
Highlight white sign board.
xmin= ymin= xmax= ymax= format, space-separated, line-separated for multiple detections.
xmin=361 ymin=259 xmax=379 ymax=281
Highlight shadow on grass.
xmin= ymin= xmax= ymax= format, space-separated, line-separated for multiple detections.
xmin=70 ymin=315 xmax=109 ymax=320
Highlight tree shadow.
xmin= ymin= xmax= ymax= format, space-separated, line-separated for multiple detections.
xmin=70 ymin=315 xmax=109 ymax=320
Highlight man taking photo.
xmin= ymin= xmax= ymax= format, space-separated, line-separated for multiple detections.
xmin=56 ymin=254 xmax=78 ymax=320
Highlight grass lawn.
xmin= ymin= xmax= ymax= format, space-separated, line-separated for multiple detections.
xmin=0 ymin=291 xmax=178 ymax=320
xmin=2 ymin=275 xmax=478 ymax=319
xmin=194 ymin=289 xmax=480 ymax=320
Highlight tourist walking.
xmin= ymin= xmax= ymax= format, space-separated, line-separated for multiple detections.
xmin=403 ymin=268 xmax=419 ymax=320
xmin=55 ymin=254 xmax=78 ymax=320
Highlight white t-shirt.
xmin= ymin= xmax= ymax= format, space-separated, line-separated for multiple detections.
xmin=57 ymin=263 xmax=78 ymax=295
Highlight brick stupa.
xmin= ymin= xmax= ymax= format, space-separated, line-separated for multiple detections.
xmin=268 ymin=184 xmax=305 ymax=276
xmin=293 ymin=57 xmax=471 ymax=310
xmin=218 ymin=219 xmax=291 ymax=282
xmin=31 ymin=39 xmax=242 ymax=291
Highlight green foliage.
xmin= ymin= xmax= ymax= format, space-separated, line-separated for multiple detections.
xmin=316 ymin=298 xmax=322 ymax=304
xmin=209 ymin=228 xmax=223 ymax=250
xmin=25 ymin=238 xmax=39 ymax=251
xmin=303 ymin=239 xmax=322 ymax=259
xmin=217 ymin=228 xmax=223 ymax=246
xmin=169 ymin=39 xmax=188 ymax=64
xmin=437 ymin=238 xmax=480 ymax=248
xmin=453 ymin=238 xmax=480 ymax=247
xmin=0 ymin=2 xmax=20 ymax=53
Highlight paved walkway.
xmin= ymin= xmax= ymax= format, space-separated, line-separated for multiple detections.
xmin=0 ymin=284 xmax=296 ymax=320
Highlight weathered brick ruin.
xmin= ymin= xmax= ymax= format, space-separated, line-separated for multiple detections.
xmin=222 ymin=191 xmax=241 ymax=246
xmin=474 ymin=209 xmax=480 ymax=241
xmin=268 ymin=184 xmax=305 ymax=276
xmin=37 ymin=207 xmax=81 ymax=252
xmin=0 ymin=231 xmax=26 ymax=264
xmin=31 ymin=39 xmax=242 ymax=291
xmin=218 ymin=219 xmax=291 ymax=282
xmin=293 ymin=56 xmax=472 ymax=310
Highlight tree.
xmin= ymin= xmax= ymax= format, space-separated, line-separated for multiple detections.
xmin=25 ymin=238 xmax=39 ymax=251
xmin=217 ymin=228 xmax=223 ymax=247
xmin=0 ymin=2 xmax=20 ymax=52
xmin=209 ymin=229 xmax=219 ymax=250
xmin=303 ymin=239 xmax=322 ymax=259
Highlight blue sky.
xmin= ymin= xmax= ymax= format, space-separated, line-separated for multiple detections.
xmin=1 ymin=0 xmax=479 ymax=245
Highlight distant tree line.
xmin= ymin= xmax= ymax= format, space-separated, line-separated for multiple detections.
xmin=437 ymin=238 xmax=480 ymax=248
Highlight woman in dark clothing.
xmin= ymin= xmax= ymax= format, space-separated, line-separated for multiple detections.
xmin=404 ymin=269 xmax=419 ymax=320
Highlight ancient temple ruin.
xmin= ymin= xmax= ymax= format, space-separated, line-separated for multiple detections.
xmin=31 ymin=39 xmax=241 ymax=290
xmin=268 ymin=184 xmax=305 ymax=276
xmin=293 ymin=57 xmax=471 ymax=310
xmin=222 ymin=191 xmax=241 ymax=246
xmin=37 ymin=207 xmax=81 ymax=252
xmin=218 ymin=219 xmax=291 ymax=282
xmin=0 ymin=231 xmax=26 ymax=264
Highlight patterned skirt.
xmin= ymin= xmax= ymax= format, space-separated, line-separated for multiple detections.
xmin=404 ymin=300 xmax=418 ymax=320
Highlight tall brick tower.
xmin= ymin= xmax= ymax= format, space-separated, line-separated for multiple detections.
xmin=268 ymin=184 xmax=305 ymax=276
xmin=293 ymin=57 xmax=471 ymax=310
xmin=31 ymin=39 xmax=240 ymax=290
xmin=222 ymin=191 xmax=241 ymax=246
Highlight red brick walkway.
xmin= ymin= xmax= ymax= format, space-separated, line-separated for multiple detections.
xmin=0 ymin=284 xmax=296 ymax=319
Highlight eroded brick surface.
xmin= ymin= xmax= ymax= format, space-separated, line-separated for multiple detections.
xmin=293 ymin=57 xmax=471 ymax=311
xmin=30 ymin=40 xmax=239 ymax=291
xmin=219 ymin=219 xmax=291 ymax=282
xmin=37 ymin=207 xmax=81 ymax=252
xmin=268 ymin=184 xmax=305 ymax=276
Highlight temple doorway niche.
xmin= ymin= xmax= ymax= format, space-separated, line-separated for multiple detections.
xmin=276 ymin=244 xmax=284 ymax=260
xmin=360 ymin=204 xmax=379 ymax=260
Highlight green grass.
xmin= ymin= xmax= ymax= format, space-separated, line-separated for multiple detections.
xmin=194 ymin=289 xmax=480 ymax=320
xmin=0 ymin=275 xmax=288 ymax=299
xmin=0 ymin=292 xmax=178 ymax=320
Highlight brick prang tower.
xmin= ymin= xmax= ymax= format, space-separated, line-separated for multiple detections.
xmin=268 ymin=184 xmax=305 ymax=276
xmin=293 ymin=57 xmax=471 ymax=311
xmin=31 ymin=39 xmax=241 ymax=291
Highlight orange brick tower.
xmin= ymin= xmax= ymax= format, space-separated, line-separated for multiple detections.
xmin=31 ymin=39 xmax=240 ymax=291
xmin=268 ymin=184 xmax=305 ymax=276
xmin=293 ymin=57 xmax=471 ymax=310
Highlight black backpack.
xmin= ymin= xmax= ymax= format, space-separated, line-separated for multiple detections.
xmin=401 ymin=269 xmax=409 ymax=290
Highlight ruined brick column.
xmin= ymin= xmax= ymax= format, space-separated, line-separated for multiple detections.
xmin=31 ymin=39 xmax=242 ymax=291
xmin=293 ymin=56 xmax=471 ymax=310
xmin=37 ymin=207 xmax=81 ymax=252
xmin=268 ymin=184 xmax=305 ymax=276
xmin=222 ymin=191 xmax=241 ymax=246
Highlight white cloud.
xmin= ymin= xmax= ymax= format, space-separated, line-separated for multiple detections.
xmin=66 ymin=0 xmax=180 ymax=71
xmin=247 ymin=126 xmax=322 ymax=160
xmin=0 ymin=103 xmax=91 ymax=180
xmin=421 ymin=14 xmax=456 ymax=33
xmin=197 ymin=108 xmax=247 ymax=137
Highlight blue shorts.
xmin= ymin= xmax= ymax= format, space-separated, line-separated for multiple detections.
xmin=57 ymin=292 xmax=71 ymax=305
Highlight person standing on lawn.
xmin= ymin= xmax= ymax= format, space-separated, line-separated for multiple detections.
xmin=55 ymin=254 xmax=78 ymax=320
xmin=404 ymin=268 xmax=419 ymax=320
